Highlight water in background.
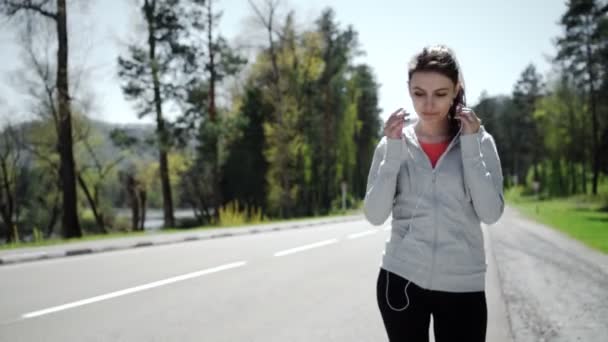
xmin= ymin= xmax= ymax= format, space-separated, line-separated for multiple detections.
xmin=114 ymin=208 xmax=197 ymax=231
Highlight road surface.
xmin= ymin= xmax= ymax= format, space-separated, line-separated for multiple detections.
xmin=0 ymin=207 xmax=605 ymax=341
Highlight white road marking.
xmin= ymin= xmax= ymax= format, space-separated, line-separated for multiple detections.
xmin=273 ymin=239 xmax=338 ymax=257
xmin=21 ymin=261 xmax=247 ymax=319
xmin=347 ymin=230 xmax=378 ymax=239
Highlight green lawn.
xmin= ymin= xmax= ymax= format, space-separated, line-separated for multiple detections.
xmin=505 ymin=188 xmax=608 ymax=254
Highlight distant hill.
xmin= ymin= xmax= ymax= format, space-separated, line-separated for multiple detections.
xmin=2 ymin=117 xmax=160 ymax=169
xmin=85 ymin=118 xmax=159 ymax=165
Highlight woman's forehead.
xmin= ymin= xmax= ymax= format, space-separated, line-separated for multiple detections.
xmin=410 ymin=71 xmax=455 ymax=89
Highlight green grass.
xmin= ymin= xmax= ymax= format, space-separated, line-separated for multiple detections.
xmin=0 ymin=209 xmax=363 ymax=251
xmin=0 ymin=231 xmax=150 ymax=251
xmin=505 ymin=187 xmax=608 ymax=254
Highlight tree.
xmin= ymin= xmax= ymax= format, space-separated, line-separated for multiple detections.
xmin=74 ymin=119 xmax=126 ymax=233
xmin=175 ymin=0 xmax=246 ymax=223
xmin=351 ymin=65 xmax=382 ymax=199
xmin=242 ymin=3 xmax=377 ymax=216
xmin=247 ymin=0 xmax=299 ymax=217
xmin=22 ymin=120 xmax=63 ymax=238
xmin=1 ymin=0 xmax=81 ymax=238
xmin=474 ymin=94 xmax=516 ymax=186
xmin=117 ymin=0 xmax=191 ymax=228
xmin=512 ymin=64 xmax=545 ymax=184
xmin=110 ymin=128 xmax=147 ymax=231
xmin=0 ymin=124 xmax=24 ymax=242
xmin=312 ymin=8 xmax=360 ymax=212
xmin=221 ymin=86 xmax=270 ymax=216
xmin=534 ymin=70 xmax=589 ymax=196
xmin=555 ymin=0 xmax=608 ymax=194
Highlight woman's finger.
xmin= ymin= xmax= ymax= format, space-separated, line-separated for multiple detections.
xmin=461 ymin=108 xmax=480 ymax=122
xmin=390 ymin=108 xmax=404 ymax=117
xmin=385 ymin=111 xmax=404 ymax=126
xmin=455 ymin=113 xmax=469 ymax=126
xmin=458 ymin=111 xmax=474 ymax=123
xmin=389 ymin=112 xmax=409 ymax=126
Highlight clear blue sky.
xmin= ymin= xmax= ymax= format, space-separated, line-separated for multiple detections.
xmin=0 ymin=0 xmax=566 ymax=125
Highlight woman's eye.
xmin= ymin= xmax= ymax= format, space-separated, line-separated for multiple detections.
xmin=436 ymin=93 xmax=447 ymax=97
xmin=414 ymin=93 xmax=424 ymax=97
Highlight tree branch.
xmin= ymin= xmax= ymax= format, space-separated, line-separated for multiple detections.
xmin=2 ymin=0 xmax=57 ymax=20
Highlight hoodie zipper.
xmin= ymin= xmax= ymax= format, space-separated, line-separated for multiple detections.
xmin=429 ymin=169 xmax=437 ymax=288
xmin=416 ymin=127 xmax=462 ymax=289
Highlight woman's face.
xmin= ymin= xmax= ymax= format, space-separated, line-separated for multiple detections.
xmin=409 ymin=71 xmax=459 ymax=123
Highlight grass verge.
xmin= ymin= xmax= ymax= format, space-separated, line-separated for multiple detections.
xmin=0 ymin=209 xmax=363 ymax=251
xmin=505 ymin=187 xmax=608 ymax=254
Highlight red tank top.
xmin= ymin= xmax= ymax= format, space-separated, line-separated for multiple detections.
xmin=419 ymin=140 xmax=450 ymax=168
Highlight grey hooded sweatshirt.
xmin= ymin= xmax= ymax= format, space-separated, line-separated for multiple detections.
xmin=364 ymin=124 xmax=504 ymax=292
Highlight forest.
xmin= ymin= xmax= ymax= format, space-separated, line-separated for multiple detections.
xmin=0 ymin=0 xmax=606 ymax=244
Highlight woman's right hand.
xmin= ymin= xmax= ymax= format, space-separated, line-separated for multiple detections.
xmin=383 ymin=108 xmax=411 ymax=139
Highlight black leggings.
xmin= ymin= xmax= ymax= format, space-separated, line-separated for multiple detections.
xmin=376 ymin=268 xmax=487 ymax=342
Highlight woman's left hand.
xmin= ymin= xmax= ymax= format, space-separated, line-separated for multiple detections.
xmin=455 ymin=106 xmax=481 ymax=135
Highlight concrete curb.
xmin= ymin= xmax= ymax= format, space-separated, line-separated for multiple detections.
xmin=0 ymin=215 xmax=364 ymax=266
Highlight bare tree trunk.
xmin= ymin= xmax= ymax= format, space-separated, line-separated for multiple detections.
xmin=145 ymin=0 xmax=175 ymax=228
xmin=126 ymin=174 xmax=140 ymax=231
xmin=132 ymin=202 xmax=139 ymax=232
xmin=55 ymin=0 xmax=81 ymax=238
xmin=583 ymin=37 xmax=600 ymax=195
xmin=77 ymin=174 xmax=106 ymax=233
xmin=207 ymin=0 xmax=217 ymax=123
xmin=0 ymin=157 xmax=16 ymax=243
xmin=45 ymin=199 xmax=60 ymax=238
xmin=144 ymin=0 xmax=175 ymax=227
xmin=589 ymin=89 xmax=599 ymax=195
xmin=322 ymin=92 xmax=333 ymax=211
xmin=568 ymin=160 xmax=576 ymax=195
xmin=157 ymin=126 xmax=174 ymax=227
xmin=139 ymin=190 xmax=147 ymax=231
xmin=566 ymin=92 xmax=577 ymax=195
xmin=582 ymin=161 xmax=588 ymax=194
xmin=206 ymin=0 xmax=221 ymax=223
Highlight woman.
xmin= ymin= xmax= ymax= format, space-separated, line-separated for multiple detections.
xmin=364 ymin=45 xmax=504 ymax=341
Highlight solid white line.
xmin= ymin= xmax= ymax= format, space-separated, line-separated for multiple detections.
xmin=347 ymin=230 xmax=378 ymax=239
xmin=273 ymin=239 xmax=338 ymax=257
xmin=21 ymin=261 xmax=247 ymax=319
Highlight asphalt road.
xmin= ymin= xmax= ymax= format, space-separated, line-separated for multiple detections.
xmin=0 ymin=220 xmax=391 ymax=341
xmin=1 ymin=207 xmax=605 ymax=341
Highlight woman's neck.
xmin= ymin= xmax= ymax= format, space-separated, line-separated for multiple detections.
xmin=415 ymin=119 xmax=451 ymax=143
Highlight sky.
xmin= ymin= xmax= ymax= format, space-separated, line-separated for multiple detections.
xmin=0 ymin=0 xmax=567 ymax=126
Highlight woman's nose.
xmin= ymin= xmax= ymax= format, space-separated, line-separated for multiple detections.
xmin=424 ymin=96 xmax=434 ymax=111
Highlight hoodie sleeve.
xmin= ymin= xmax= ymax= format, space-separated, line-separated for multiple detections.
xmin=460 ymin=128 xmax=505 ymax=224
xmin=363 ymin=136 xmax=405 ymax=225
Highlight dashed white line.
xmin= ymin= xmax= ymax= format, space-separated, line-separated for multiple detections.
xmin=19 ymin=225 xmax=387 ymax=320
xmin=21 ymin=261 xmax=247 ymax=319
xmin=347 ymin=230 xmax=378 ymax=239
xmin=273 ymin=239 xmax=339 ymax=257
